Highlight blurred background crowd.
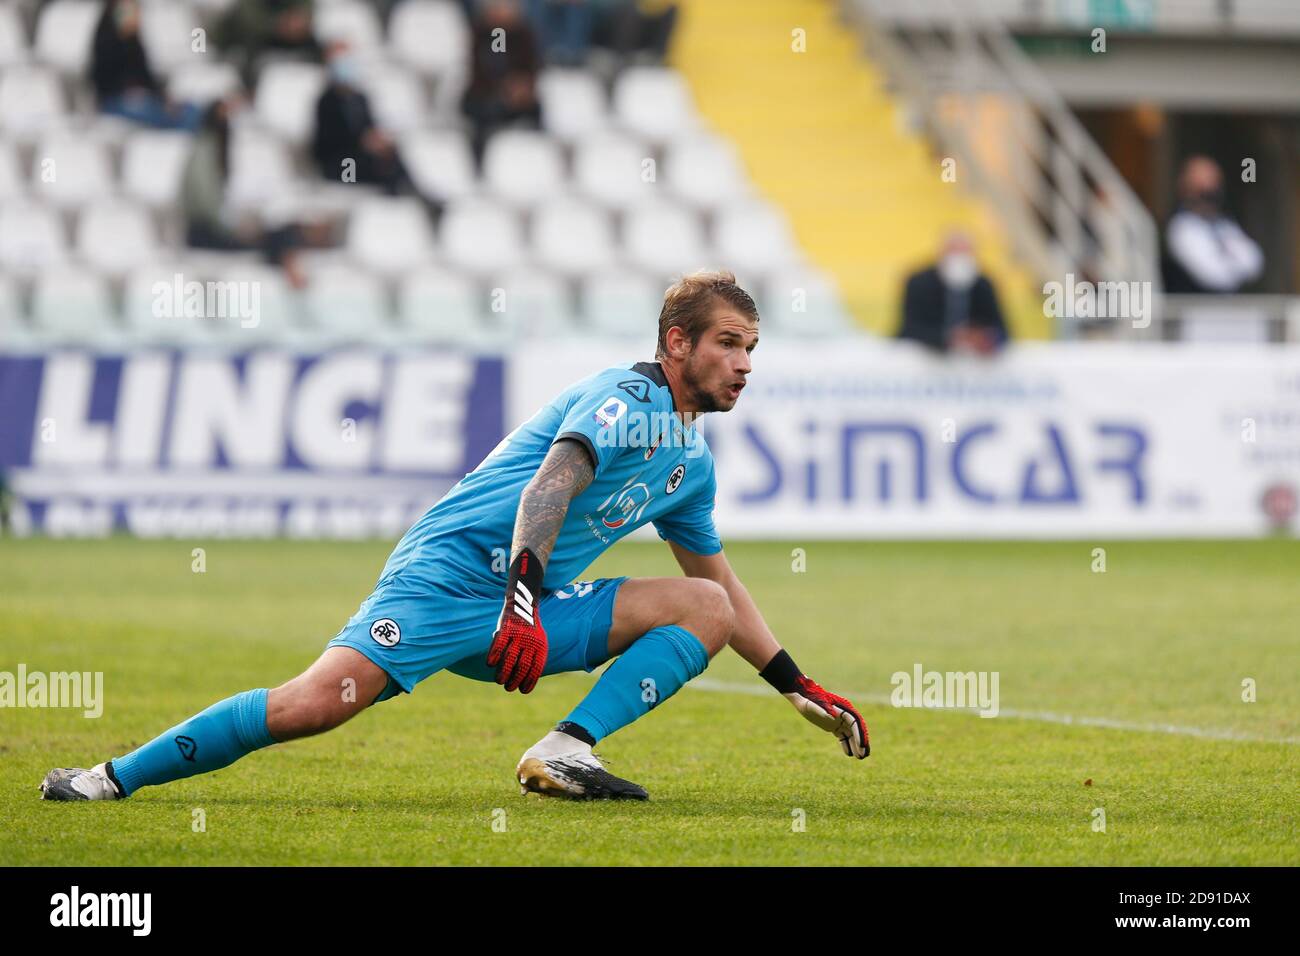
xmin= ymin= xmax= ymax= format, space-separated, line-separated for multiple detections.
xmin=0 ymin=0 xmax=1297 ymax=352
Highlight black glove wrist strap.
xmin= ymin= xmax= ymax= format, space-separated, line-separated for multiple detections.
xmin=504 ymin=547 xmax=545 ymax=624
xmin=759 ymin=648 xmax=803 ymax=694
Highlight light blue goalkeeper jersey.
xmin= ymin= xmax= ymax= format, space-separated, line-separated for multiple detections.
xmin=376 ymin=360 xmax=722 ymax=595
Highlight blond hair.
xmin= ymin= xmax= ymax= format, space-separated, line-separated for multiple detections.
xmin=655 ymin=270 xmax=759 ymax=359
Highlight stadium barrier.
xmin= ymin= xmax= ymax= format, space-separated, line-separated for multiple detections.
xmin=2 ymin=341 xmax=1297 ymax=538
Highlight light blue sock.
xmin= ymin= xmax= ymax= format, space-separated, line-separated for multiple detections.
xmin=109 ymin=688 xmax=276 ymax=796
xmin=565 ymin=625 xmax=709 ymax=743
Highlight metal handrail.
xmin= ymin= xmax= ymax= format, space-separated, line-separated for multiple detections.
xmin=847 ymin=0 xmax=1163 ymax=339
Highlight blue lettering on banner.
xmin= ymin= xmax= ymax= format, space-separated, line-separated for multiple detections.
xmin=0 ymin=351 xmax=505 ymax=537
xmin=734 ymin=418 xmax=1149 ymax=509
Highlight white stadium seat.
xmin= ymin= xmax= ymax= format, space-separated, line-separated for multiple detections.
xmin=538 ymin=68 xmax=607 ymax=142
xmin=76 ymin=200 xmax=159 ymax=276
xmin=360 ymin=62 xmax=427 ymax=134
xmin=764 ymin=268 xmax=853 ymax=336
xmin=583 ymin=268 xmax=662 ymax=340
xmin=0 ymin=144 xmax=23 ymax=201
xmin=573 ymin=131 xmax=656 ymax=209
xmin=623 ymin=202 xmax=708 ymax=277
xmin=439 ymin=198 xmax=525 ymax=276
xmin=301 ymin=264 xmax=389 ymax=342
xmin=34 ymin=0 xmax=100 ymax=76
xmin=397 ymin=267 xmax=483 ymax=343
xmin=400 ymin=128 xmax=478 ymax=201
xmin=532 ymin=196 xmax=616 ymax=276
xmin=122 ymin=130 xmax=194 ymax=208
xmin=227 ymin=125 xmax=296 ymax=211
xmin=0 ymin=4 xmax=29 ymax=67
xmin=389 ymin=0 xmax=470 ymax=79
xmin=203 ymin=263 xmax=299 ymax=346
xmin=664 ymin=133 xmax=750 ymax=210
xmin=139 ymin=0 xmax=202 ymax=76
xmin=0 ymin=200 xmax=68 ymax=274
xmin=0 ymin=65 xmax=66 ymax=143
xmin=167 ymin=61 xmax=242 ymax=107
xmin=189 ymin=0 xmax=238 ymax=12
xmin=487 ymin=268 xmax=574 ymax=341
xmin=347 ymin=197 xmax=437 ymax=275
xmin=314 ymin=0 xmax=384 ymax=51
xmin=123 ymin=262 xmax=200 ymax=345
xmin=30 ymin=267 xmax=117 ymax=343
xmin=713 ymin=199 xmax=801 ymax=274
xmin=255 ymin=61 xmax=327 ymax=145
xmin=33 ymin=132 xmax=113 ymax=210
xmin=613 ymin=66 xmax=698 ymax=141
xmin=0 ymin=273 xmax=27 ymax=345
xmin=483 ymin=130 xmax=565 ymax=206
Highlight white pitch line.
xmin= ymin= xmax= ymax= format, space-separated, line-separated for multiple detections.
xmin=688 ymin=678 xmax=1300 ymax=746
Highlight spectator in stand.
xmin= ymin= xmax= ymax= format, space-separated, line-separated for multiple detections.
xmin=897 ymin=231 xmax=1008 ymax=355
xmin=311 ymin=41 xmax=426 ymax=203
xmin=1162 ymin=155 xmax=1264 ymax=293
xmin=216 ymin=0 xmax=321 ymax=87
xmin=182 ymin=96 xmax=335 ymax=289
xmin=591 ymin=0 xmax=678 ymax=62
xmin=91 ymin=0 xmax=201 ymax=131
xmin=527 ymin=0 xmax=593 ymax=66
xmin=462 ymin=0 xmax=542 ymax=166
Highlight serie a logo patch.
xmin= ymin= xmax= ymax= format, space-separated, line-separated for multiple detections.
xmin=370 ymin=619 xmax=401 ymax=646
xmin=593 ymin=396 xmax=627 ymax=428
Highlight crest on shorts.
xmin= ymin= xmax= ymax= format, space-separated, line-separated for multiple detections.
xmin=370 ymin=618 xmax=401 ymax=647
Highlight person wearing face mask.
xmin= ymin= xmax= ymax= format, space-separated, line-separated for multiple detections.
xmin=311 ymin=41 xmax=423 ymax=203
xmin=897 ymin=232 xmax=1008 ymax=355
xmin=1162 ymin=155 xmax=1263 ymax=294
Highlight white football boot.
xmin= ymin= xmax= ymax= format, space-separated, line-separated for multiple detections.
xmin=516 ymin=730 xmax=648 ymax=801
xmin=40 ymin=763 xmax=123 ymax=801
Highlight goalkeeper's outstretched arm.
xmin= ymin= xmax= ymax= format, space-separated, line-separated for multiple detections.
xmin=666 ymin=541 xmax=870 ymax=758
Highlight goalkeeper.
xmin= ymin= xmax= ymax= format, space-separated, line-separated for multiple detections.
xmin=41 ymin=270 xmax=868 ymax=803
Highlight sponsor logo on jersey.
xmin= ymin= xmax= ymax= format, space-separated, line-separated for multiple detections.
xmin=598 ymin=478 xmax=652 ymax=529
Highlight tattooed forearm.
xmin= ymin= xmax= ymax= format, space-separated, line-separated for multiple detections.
xmin=511 ymin=438 xmax=595 ymax=567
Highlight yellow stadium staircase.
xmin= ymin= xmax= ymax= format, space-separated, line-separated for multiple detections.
xmin=669 ymin=0 xmax=1047 ymax=337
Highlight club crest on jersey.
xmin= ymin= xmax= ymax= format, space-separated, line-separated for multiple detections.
xmin=666 ymin=464 xmax=686 ymax=494
xmin=593 ymin=396 xmax=627 ymax=428
xmin=370 ymin=618 xmax=401 ymax=646
xmin=598 ymin=478 xmax=652 ymax=530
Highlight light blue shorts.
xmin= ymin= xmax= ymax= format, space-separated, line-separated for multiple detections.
xmin=326 ymin=572 xmax=628 ymax=703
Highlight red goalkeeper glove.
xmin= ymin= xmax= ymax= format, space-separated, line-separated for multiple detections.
xmin=487 ymin=548 xmax=548 ymax=694
xmin=760 ymin=650 xmax=870 ymax=758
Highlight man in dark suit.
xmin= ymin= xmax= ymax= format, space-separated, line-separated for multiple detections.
xmin=897 ymin=232 xmax=1008 ymax=355
xmin=312 ymin=41 xmax=417 ymax=197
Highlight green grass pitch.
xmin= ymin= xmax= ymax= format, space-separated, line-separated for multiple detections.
xmin=2 ymin=537 xmax=1296 ymax=866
